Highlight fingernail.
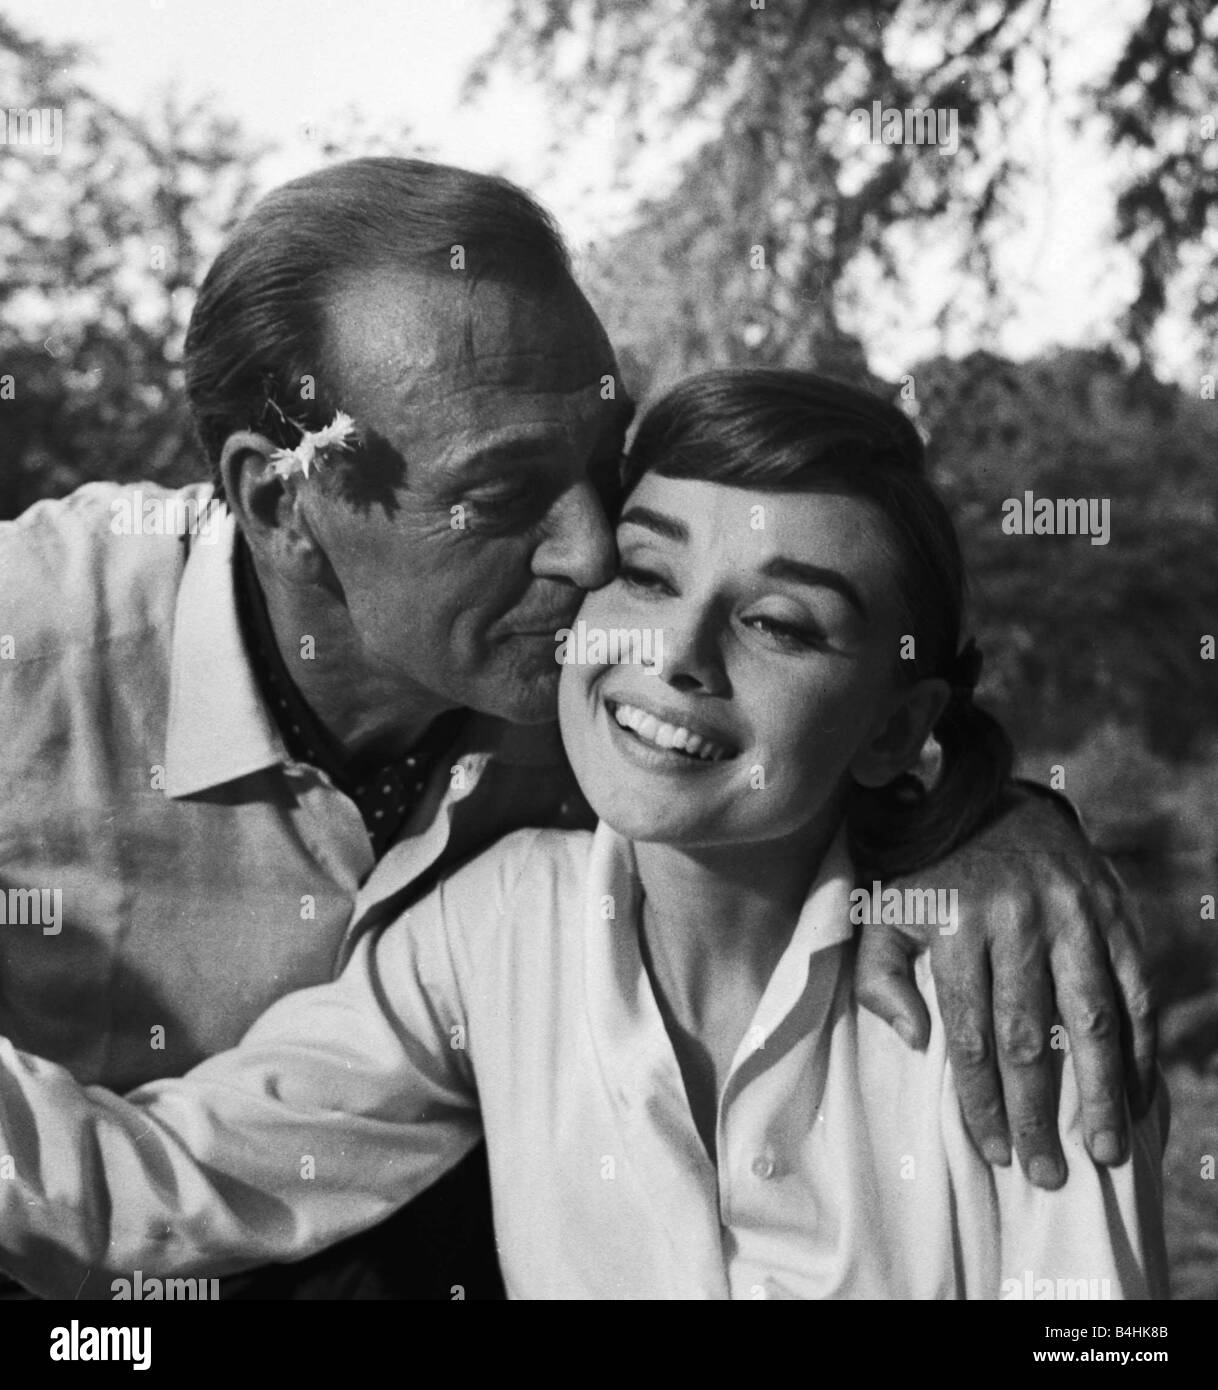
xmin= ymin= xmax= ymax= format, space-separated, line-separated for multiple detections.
xmin=1028 ymin=1156 xmax=1064 ymax=1188
xmin=981 ymin=1137 xmax=1011 ymax=1166
xmin=1092 ymin=1129 xmax=1123 ymax=1165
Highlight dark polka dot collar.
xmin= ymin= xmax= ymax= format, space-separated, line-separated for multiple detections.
xmin=234 ymin=536 xmax=465 ymax=858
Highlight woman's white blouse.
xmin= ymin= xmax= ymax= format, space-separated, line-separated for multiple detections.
xmin=0 ymin=825 xmax=1167 ymax=1299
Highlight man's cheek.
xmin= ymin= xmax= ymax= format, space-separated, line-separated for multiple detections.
xmin=436 ymin=527 xmax=536 ymax=590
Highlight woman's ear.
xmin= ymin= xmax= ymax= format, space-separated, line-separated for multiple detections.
xmin=851 ymin=678 xmax=951 ymax=789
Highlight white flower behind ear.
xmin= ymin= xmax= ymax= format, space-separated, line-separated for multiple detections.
xmin=269 ymin=411 xmax=360 ymax=480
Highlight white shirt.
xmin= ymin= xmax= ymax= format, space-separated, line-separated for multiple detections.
xmin=0 ymin=481 xmax=587 ymax=1090
xmin=0 ymin=824 xmax=1167 ymax=1300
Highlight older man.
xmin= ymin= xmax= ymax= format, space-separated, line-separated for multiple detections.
xmin=0 ymin=157 xmax=1153 ymax=1299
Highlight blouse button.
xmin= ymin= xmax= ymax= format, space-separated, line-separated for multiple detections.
xmin=751 ymin=1149 xmax=777 ymax=1180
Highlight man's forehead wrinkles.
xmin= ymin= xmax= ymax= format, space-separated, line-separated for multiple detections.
xmin=430 ymin=398 xmax=616 ymax=470
xmin=395 ymin=344 xmax=612 ymax=390
xmin=394 ymin=367 xmax=619 ymax=421
xmin=439 ymin=417 xmax=568 ymax=457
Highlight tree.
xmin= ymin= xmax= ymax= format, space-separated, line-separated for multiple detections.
xmin=0 ymin=18 xmax=265 ymax=518
xmin=467 ymin=0 xmax=1218 ymax=400
xmin=1093 ymin=0 xmax=1218 ymax=356
xmin=912 ymin=347 xmax=1218 ymax=760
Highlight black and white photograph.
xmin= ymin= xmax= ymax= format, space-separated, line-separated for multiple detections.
xmin=0 ymin=0 xmax=1214 ymax=1354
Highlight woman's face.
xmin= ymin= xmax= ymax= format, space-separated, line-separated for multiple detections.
xmin=558 ymin=471 xmax=917 ymax=849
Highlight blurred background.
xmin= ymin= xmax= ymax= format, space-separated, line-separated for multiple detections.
xmin=1 ymin=0 xmax=1214 ymax=1298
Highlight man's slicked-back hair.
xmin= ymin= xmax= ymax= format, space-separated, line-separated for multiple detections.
xmin=184 ymin=156 xmax=573 ymax=507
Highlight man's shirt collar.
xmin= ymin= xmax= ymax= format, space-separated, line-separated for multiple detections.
xmin=165 ymin=508 xmax=286 ymax=797
xmin=164 ymin=505 xmax=570 ymax=799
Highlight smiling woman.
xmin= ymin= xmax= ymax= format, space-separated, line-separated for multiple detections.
xmin=567 ymin=367 xmax=1014 ymax=878
xmin=0 ymin=368 xmax=1167 ymax=1301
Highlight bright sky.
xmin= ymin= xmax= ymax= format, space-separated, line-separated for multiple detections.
xmin=6 ymin=0 xmax=1192 ymax=382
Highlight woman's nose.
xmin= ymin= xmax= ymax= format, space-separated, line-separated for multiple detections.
xmin=658 ymin=602 xmax=729 ymax=697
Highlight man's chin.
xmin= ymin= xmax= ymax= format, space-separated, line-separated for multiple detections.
xmin=466 ymin=661 xmax=562 ymax=727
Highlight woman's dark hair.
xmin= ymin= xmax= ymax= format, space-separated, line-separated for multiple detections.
xmin=623 ymin=367 xmax=1013 ymax=880
xmin=184 ymin=156 xmax=572 ymax=507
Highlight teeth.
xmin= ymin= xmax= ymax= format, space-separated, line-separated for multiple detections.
xmin=610 ymin=703 xmax=730 ymax=762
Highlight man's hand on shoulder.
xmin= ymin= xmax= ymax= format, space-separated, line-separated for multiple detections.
xmin=855 ymin=783 xmax=1156 ymax=1190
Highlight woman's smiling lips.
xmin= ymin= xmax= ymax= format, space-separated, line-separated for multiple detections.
xmin=602 ymin=694 xmax=739 ymax=768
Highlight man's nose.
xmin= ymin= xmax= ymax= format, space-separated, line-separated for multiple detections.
xmin=532 ymin=481 xmax=616 ymax=591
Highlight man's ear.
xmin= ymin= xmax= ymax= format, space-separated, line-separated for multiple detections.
xmin=851 ymin=678 xmax=951 ymax=789
xmin=218 ymin=431 xmax=324 ymax=582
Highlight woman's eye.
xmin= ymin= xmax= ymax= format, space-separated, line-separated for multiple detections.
xmin=617 ymin=563 xmax=673 ymax=596
xmin=743 ymin=614 xmax=823 ymax=649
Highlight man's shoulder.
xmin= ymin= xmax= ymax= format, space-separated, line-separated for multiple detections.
xmin=0 ymin=480 xmax=219 ymax=662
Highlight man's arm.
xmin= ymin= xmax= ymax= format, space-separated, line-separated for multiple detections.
xmin=0 ymin=914 xmax=480 ymax=1299
xmin=856 ymin=783 xmax=1156 ymax=1190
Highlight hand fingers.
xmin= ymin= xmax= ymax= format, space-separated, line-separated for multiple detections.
xmin=1094 ymin=860 xmax=1159 ymax=1117
xmin=988 ymin=897 xmax=1066 ymax=1189
xmin=1047 ymin=909 xmax=1128 ymax=1167
xmin=1106 ymin=907 xmax=1158 ymax=1120
xmin=931 ymin=920 xmax=1011 ymax=1168
xmin=855 ymin=922 xmax=931 ymax=1051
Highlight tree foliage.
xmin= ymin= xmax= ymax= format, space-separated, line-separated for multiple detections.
xmin=0 ymin=19 xmax=265 ymax=517
xmin=469 ymin=0 xmax=1217 ymax=398
xmin=912 ymin=348 xmax=1218 ymax=760
xmin=1092 ymin=0 xmax=1218 ymax=352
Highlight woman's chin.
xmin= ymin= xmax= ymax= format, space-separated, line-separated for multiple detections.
xmin=586 ymin=798 xmax=710 ymax=845
xmin=570 ymin=756 xmax=734 ymax=839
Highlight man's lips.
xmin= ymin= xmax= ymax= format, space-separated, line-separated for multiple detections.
xmin=604 ymin=696 xmax=739 ymax=763
xmin=504 ymin=622 xmax=577 ymax=641
xmin=503 ymin=609 xmax=582 ymax=639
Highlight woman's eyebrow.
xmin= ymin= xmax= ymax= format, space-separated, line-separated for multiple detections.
xmin=618 ymin=505 xmax=688 ymax=543
xmin=760 ymin=555 xmax=869 ymax=619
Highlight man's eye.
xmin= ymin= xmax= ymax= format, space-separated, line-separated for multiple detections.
xmin=462 ymin=487 xmax=546 ymax=532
